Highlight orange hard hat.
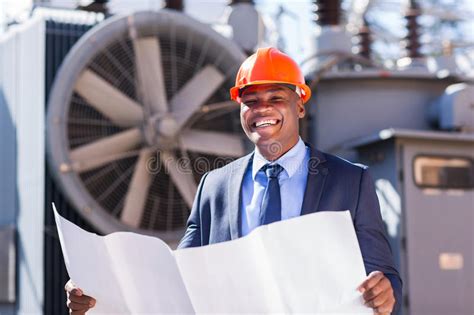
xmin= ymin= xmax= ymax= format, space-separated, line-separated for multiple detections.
xmin=230 ymin=47 xmax=312 ymax=104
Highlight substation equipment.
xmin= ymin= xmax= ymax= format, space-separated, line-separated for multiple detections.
xmin=304 ymin=2 xmax=474 ymax=315
xmin=0 ymin=1 xmax=472 ymax=314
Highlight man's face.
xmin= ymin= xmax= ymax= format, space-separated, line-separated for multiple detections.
xmin=239 ymin=84 xmax=305 ymax=154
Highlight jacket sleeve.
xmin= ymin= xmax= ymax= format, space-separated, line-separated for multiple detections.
xmin=355 ymin=167 xmax=403 ymax=315
xmin=177 ymin=172 xmax=209 ymax=249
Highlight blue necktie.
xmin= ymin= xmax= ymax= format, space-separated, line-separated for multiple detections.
xmin=259 ymin=164 xmax=284 ymax=225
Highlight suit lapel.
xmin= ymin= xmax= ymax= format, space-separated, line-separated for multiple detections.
xmin=228 ymin=152 xmax=253 ymax=240
xmin=301 ymin=144 xmax=328 ymax=215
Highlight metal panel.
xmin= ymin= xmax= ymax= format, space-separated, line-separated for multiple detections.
xmin=356 ymin=140 xmax=407 ymax=315
xmin=0 ymin=15 xmax=46 ymax=315
xmin=0 ymin=23 xmax=20 ymax=315
xmin=42 ymin=13 xmax=101 ymax=315
xmin=0 ymin=24 xmax=18 ymax=229
xmin=402 ymin=140 xmax=474 ymax=315
xmin=356 ymin=140 xmax=403 ymax=269
xmin=15 ymin=16 xmax=46 ymax=315
xmin=0 ymin=226 xmax=15 ymax=303
xmin=308 ymin=76 xmax=459 ymax=152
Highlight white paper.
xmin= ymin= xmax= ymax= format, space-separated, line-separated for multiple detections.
xmin=53 ymin=204 xmax=372 ymax=314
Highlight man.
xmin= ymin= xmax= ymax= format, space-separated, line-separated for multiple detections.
xmin=66 ymin=47 xmax=401 ymax=314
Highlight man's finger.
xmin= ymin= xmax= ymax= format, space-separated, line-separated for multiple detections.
xmin=362 ymin=277 xmax=390 ymax=301
xmin=375 ymin=301 xmax=395 ymax=315
xmin=376 ymin=294 xmax=395 ymax=314
xmin=71 ymin=288 xmax=84 ymax=296
xmin=68 ymin=293 xmax=95 ymax=305
xmin=66 ymin=299 xmax=90 ymax=311
xmin=358 ymin=271 xmax=384 ymax=293
xmin=65 ymin=280 xmax=83 ymax=296
xmin=88 ymin=297 xmax=96 ymax=308
xmin=363 ymin=285 xmax=382 ymax=301
xmin=364 ymin=289 xmax=391 ymax=308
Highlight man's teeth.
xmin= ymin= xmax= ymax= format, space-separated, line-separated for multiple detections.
xmin=255 ymin=119 xmax=277 ymax=127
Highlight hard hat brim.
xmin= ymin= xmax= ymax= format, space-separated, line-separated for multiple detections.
xmin=230 ymin=80 xmax=312 ymax=104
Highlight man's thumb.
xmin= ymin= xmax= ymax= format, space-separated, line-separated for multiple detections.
xmin=65 ymin=280 xmax=83 ymax=296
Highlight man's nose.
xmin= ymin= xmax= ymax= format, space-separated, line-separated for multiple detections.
xmin=251 ymin=100 xmax=272 ymax=112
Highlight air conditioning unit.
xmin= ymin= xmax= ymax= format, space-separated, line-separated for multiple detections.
xmin=430 ymin=83 xmax=474 ymax=131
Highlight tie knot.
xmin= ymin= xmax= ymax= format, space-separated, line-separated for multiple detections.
xmin=263 ymin=164 xmax=284 ymax=179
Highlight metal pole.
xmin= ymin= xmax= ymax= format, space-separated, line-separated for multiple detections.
xmin=403 ymin=0 xmax=422 ymax=58
xmin=358 ymin=17 xmax=372 ymax=59
xmin=229 ymin=0 xmax=255 ymax=4
xmin=313 ymin=0 xmax=341 ymax=26
xmin=164 ymin=0 xmax=184 ymax=11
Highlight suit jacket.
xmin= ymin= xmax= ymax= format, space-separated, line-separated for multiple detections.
xmin=178 ymin=145 xmax=402 ymax=314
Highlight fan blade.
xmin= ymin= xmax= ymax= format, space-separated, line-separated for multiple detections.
xmin=161 ymin=151 xmax=197 ymax=209
xmin=75 ymin=70 xmax=144 ymax=127
xmin=180 ymin=130 xmax=245 ymax=157
xmin=120 ymin=148 xmax=154 ymax=228
xmin=70 ymin=128 xmax=142 ymax=166
xmin=133 ymin=37 xmax=168 ymax=114
xmin=170 ymin=65 xmax=224 ymax=129
xmin=72 ymin=150 xmax=139 ymax=173
xmin=201 ymin=100 xmax=238 ymax=113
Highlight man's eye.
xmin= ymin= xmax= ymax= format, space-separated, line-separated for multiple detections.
xmin=243 ymin=100 xmax=256 ymax=105
xmin=270 ymin=97 xmax=284 ymax=102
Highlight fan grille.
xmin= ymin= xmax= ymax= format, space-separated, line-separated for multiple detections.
xmin=63 ymin=17 xmax=245 ymax=234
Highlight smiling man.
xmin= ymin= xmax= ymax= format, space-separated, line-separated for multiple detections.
xmin=65 ymin=47 xmax=401 ymax=315
xmin=180 ymin=47 xmax=401 ymax=315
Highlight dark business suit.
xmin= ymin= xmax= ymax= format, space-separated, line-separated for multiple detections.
xmin=178 ymin=144 xmax=402 ymax=314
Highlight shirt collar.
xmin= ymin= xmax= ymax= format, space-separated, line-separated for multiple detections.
xmin=252 ymin=137 xmax=307 ymax=180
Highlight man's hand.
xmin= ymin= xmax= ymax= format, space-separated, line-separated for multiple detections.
xmin=65 ymin=279 xmax=96 ymax=314
xmin=358 ymin=271 xmax=395 ymax=315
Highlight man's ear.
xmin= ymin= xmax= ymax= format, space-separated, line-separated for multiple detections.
xmin=297 ymin=100 xmax=306 ymax=119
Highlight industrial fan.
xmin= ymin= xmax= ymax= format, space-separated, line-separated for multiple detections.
xmin=47 ymin=10 xmax=248 ymax=243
